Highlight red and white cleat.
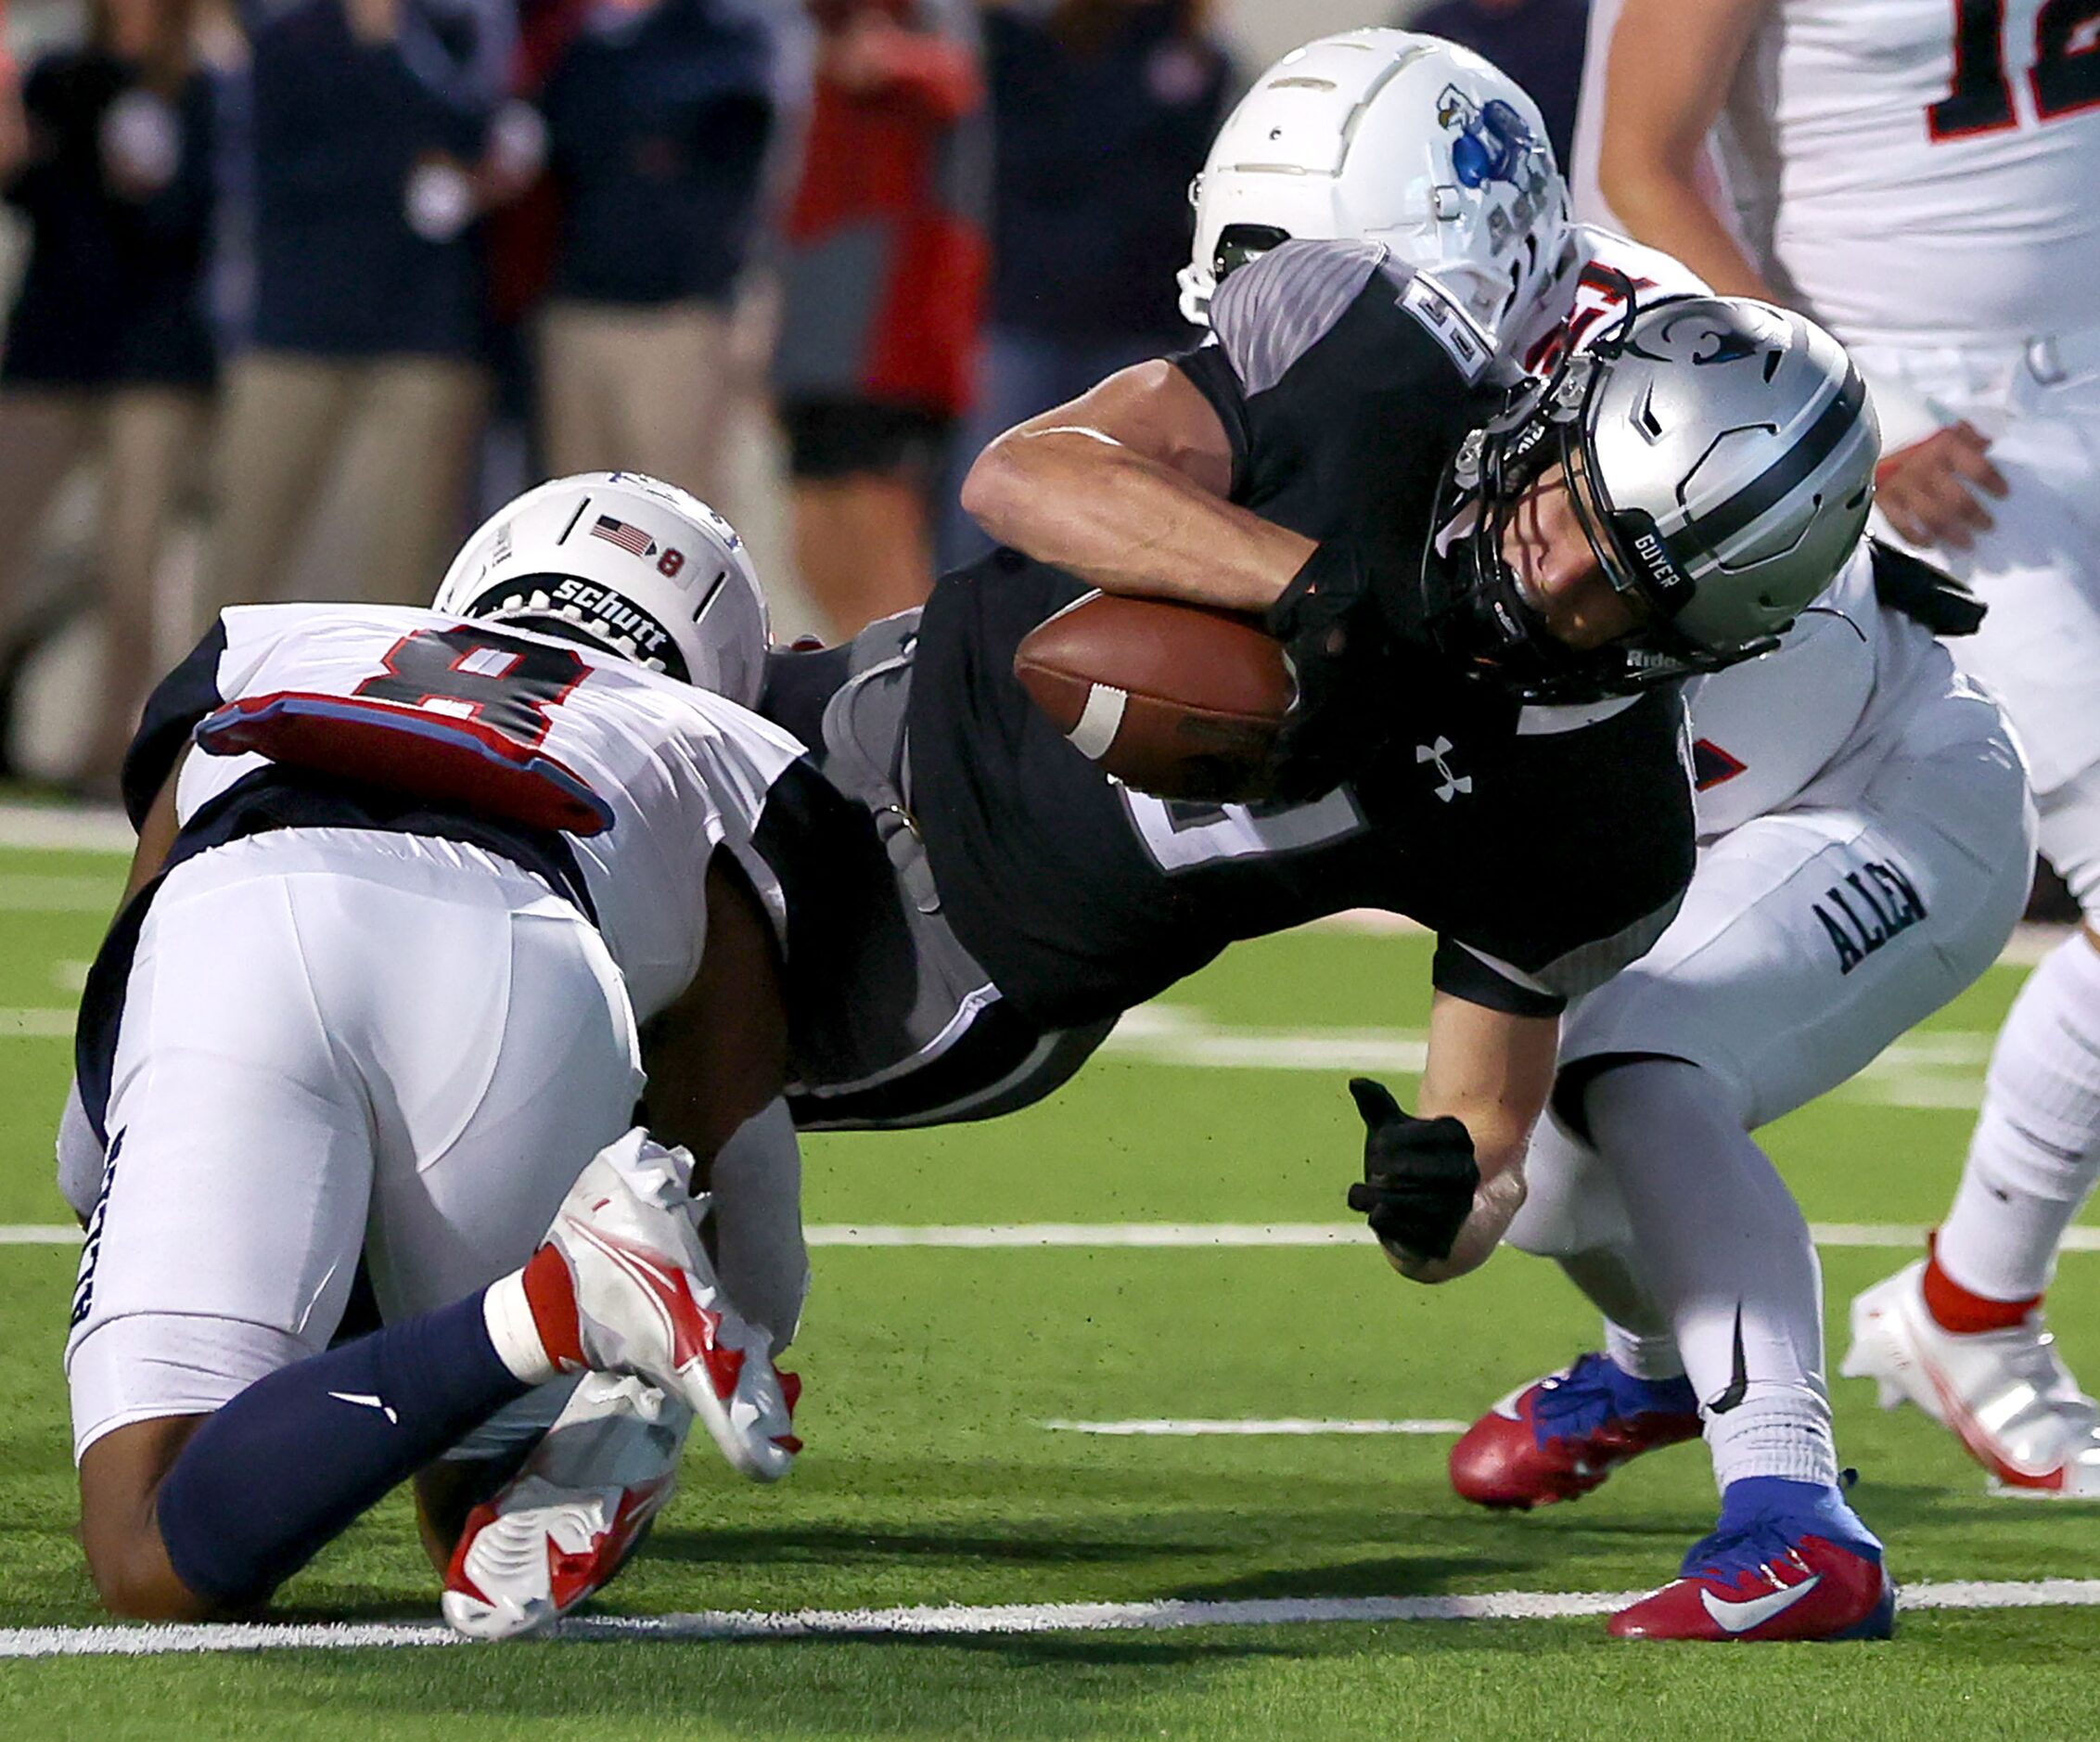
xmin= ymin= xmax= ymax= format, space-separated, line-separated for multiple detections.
xmin=521 ymin=1130 xmax=802 ymax=1484
xmin=1450 ymin=1353 xmax=1702 ymax=1509
xmin=443 ymin=1375 xmax=688 ymax=1639
xmin=1608 ymin=1479 xmax=1896 ymax=1642
xmin=1842 ymin=1261 xmax=2100 ymax=1497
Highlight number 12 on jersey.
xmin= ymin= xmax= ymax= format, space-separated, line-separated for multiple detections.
xmin=1930 ymin=0 xmax=2100 ymax=138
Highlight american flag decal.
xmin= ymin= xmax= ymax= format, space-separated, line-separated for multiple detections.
xmin=590 ymin=515 xmax=656 ymax=558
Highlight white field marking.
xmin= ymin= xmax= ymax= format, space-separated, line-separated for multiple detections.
xmin=0 ymin=1007 xmax=77 ymax=1038
xmin=52 ymin=960 xmax=88 ymax=994
xmin=5 ymin=1222 xmax=2100 ymax=1251
xmin=804 ymin=1223 xmax=1362 ymax=1248
xmin=0 ymin=801 xmax=132 ymax=853
xmin=6 ymin=1580 xmax=2100 ymax=1657
xmin=0 ymin=876 xmax=122 ymax=914
xmin=1043 ymin=1418 xmax=1468 ymax=1436
xmin=1103 ymin=1004 xmax=1997 ymax=1110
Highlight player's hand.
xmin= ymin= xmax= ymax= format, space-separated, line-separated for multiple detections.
xmin=1874 ymin=422 xmax=2007 ymax=552
xmin=1342 ymin=1077 xmax=1480 ymax=1263
xmin=1263 ymin=541 xmax=1399 ymax=801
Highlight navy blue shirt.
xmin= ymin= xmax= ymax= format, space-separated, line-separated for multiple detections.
xmin=1408 ymin=0 xmax=1590 ymax=166
xmin=238 ymin=0 xmax=506 ymax=358
xmin=542 ymin=0 xmax=778 ymax=307
xmin=2 ymin=53 xmax=217 ymax=389
xmin=984 ymin=6 xmax=1231 ymax=341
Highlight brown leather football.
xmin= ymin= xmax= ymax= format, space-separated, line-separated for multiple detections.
xmin=1013 ymin=590 xmax=1296 ymax=802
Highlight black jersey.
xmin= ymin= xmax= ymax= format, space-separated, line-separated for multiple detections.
xmin=907 ymin=239 xmax=1697 ymax=1030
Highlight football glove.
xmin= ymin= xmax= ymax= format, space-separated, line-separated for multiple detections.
xmin=1343 ymin=1076 xmax=1480 ymax=1262
xmin=1262 ymin=541 xmax=1402 ymax=801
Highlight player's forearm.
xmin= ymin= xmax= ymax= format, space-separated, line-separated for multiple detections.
xmin=1389 ymin=994 xmax=1556 ymax=1283
xmin=1382 ymin=1156 xmax=1528 ymax=1285
xmin=961 ymin=426 xmax=1312 ymax=612
xmin=1597 ymin=0 xmax=1777 ymax=300
xmin=1601 ymin=163 xmax=1776 ymax=301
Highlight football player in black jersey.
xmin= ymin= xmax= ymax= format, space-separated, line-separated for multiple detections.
xmin=916 ymin=255 xmax=1874 ymax=1278
xmin=468 ymin=264 xmax=1879 ymax=1636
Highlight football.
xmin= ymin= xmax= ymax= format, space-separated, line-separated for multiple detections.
xmin=1012 ymin=590 xmax=1295 ymax=802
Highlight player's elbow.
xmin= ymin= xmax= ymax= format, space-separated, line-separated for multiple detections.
xmin=1594 ymin=138 xmax=1655 ymax=230
xmin=1595 ymin=123 xmax=1691 ymax=235
xmin=958 ymin=432 xmax=1039 ymax=547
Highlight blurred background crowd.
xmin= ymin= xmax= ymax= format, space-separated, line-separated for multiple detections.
xmin=0 ymin=0 xmax=1587 ymax=793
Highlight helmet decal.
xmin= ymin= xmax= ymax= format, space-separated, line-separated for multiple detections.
xmin=433 ymin=472 xmax=771 ymax=708
xmin=1438 ymin=88 xmax=1533 ymax=190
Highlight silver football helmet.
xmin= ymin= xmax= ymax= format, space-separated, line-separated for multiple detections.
xmin=1431 ymin=294 xmax=1880 ymax=701
xmin=433 ymin=472 xmax=771 ymax=707
xmin=1178 ymin=29 xmax=1573 ymax=350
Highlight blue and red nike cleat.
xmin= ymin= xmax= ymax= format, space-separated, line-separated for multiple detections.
xmin=1609 ymin=1477 xmax=1897 ymax=1642
xmin=1450 ymin=1353 xmax=1702 ymax=1509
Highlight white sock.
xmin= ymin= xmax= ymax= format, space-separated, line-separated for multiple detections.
xmin=1581 ymin=1059 xmax=1837 ymax=1493
xmin=1937 ymin=932 xmax=2100 ymax=1301
xmin=482 ymin=1267 xmax=560 ymax=1385
xmin=1606 ymin=1316 xmax=1688 ymax=1382
xmin=1707 ymin=1387 xmax=1841 ymax=1491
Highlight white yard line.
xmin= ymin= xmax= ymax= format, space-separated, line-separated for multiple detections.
xmin=1043 ymin=1418 xmax=1468 ymax=1436
xmin=0 ymin=877 xmax=124 ymax=913
xmin=0 ymin=802 xmax=131 ymax=853
xmin=5 ymin=1580 xmax=2099 ymax=1657
xmin=5 ymin=1222 xmax=2100 ymax=1250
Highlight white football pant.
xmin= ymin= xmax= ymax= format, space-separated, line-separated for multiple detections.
xmin=66 ymin=829 xmax=646 ymax=1461
xmin=1508 ymin=670 xmax=2035 ymax=1487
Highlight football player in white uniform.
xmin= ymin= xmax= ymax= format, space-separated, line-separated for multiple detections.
xmin=1176 ymin=31 xmax=2035 ymax=1640
xmin=60 ymin=473 xmax=806 ymax=1626
xmin=1587 ymin=0 xmax=2100 ymax=1497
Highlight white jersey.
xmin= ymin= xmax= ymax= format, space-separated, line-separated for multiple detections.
xmin=1684 ymin=544 xmax=1955 ymax=838
xmin=1517 ymin=227 xmax=1963 ymax=838
xmin=148 ymin=603 xmax=809 ymax=1025
xmin=1583 ymin=0 xmax=2100 ymax=347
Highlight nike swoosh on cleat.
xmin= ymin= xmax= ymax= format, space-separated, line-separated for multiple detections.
xmin=1699 ymin=1573 xmax=1821 ymax=1633
xmin=327 ymin=1390 xmax=400 ymax=1425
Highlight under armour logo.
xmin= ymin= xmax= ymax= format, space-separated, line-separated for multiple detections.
xmin=1416 ymin=737 xmax=1473 ymax=802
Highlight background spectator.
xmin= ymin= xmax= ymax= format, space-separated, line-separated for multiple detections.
xmin=205 ymin=0 xmax=513 ymax=616
xmin=531 ymin=0 xmax=781 ymax=498
xmin=771 ymin=0 xmax=986 ymax=638
xmin=941 ymin=0 xmax=1232 ymax=569
xmin=0 ymin=0 xmax=216 ymax=793
xmin=1403 ymin=0 xmax=1588 ymax=166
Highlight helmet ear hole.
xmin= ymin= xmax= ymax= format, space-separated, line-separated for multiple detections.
xmin=1180 ymin=29 xmax=1570 ymax=348
xmin=1214 ymin=223 xmax=1291 ymax=282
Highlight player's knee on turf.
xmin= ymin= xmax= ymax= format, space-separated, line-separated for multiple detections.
xmin=77 ymin=1415 xmax=219 ymax=1620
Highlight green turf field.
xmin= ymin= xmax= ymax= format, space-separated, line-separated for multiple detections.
xmin=1 ymin=839 xmax=2097 ymax=1738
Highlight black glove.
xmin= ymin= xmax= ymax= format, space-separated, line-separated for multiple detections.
xmin=1343 ymin=1077 xmax=1480 ymax=1262
xmin=1262 ymin=541 xmax=1400 ymax=801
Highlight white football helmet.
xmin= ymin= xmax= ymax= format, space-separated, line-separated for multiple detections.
xmin=434 ymin=472 xmax=771 ymax=708
xmin=1178 ymin=30 xmax=1573 ymax=352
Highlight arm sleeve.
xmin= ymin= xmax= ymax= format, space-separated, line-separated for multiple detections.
xmin=1184 ymin=239 xmax=1499 ymax=554
xmin=1431 ymin=936 xmax=1568 ymax=1018
xmin=1168 ymin=339 xmax=1251 ymax=502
